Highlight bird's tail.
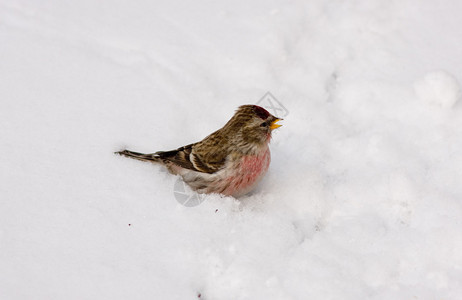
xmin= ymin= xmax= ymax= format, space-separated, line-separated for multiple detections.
xmin=115 ymin=149 xmax=161 ymax=163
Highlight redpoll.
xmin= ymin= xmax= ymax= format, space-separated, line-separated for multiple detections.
xmin=116 ymin=105 xmax=282 ymax=197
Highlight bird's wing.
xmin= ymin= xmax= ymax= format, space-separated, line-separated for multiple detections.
xmin=155 ymin=140 xmax=228 ymax=174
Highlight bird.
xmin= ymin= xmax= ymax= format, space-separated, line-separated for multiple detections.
xmin=115 ymin=105 xmax=282 ymax=198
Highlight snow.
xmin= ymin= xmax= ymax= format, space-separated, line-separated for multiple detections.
xmin=414 ymin=71 xmax=461 ymax=109
xmin=1 ymin=0 xmax=462 ymax=299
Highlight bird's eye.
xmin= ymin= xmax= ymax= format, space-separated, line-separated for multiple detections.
xmin=260 ymin=122 xmax=268 ymax=127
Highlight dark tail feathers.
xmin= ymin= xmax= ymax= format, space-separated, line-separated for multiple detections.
xmin=115 ymin=150 xmax=161 ymax=163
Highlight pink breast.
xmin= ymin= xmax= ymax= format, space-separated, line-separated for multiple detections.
xmin=222 ymin=148 xmax=271 ymax=197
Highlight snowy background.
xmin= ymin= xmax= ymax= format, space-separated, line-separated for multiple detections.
xmin=1 ymin=0 xmax=462 ymax=299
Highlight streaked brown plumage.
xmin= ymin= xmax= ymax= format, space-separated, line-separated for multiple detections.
xmin=116 ymin=105 xmax=282 ymax=197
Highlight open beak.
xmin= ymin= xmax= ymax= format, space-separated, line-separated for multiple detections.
xmin=269 ymin=118 xmax=283 ymax=130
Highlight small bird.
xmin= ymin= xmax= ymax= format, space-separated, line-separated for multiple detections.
xmin=116 ymin=105 xmax=282 ymax=197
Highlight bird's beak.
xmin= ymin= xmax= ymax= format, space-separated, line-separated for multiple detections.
xmin=269 ymin=118 xmax=283 ymax=130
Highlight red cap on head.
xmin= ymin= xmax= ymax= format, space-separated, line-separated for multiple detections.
xmin=253 ymin=105 xmax=270 ymax=119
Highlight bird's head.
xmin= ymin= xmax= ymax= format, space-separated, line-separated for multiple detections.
xmin=224 ymin=105 xmax=283 ymax=151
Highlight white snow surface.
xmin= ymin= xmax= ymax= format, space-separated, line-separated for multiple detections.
xmin=1 ymin=1 xmax=462 ymax=299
